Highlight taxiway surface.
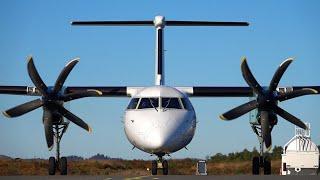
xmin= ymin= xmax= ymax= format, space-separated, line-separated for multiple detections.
xmin=0 ymin=175 xmax=319 ymax=180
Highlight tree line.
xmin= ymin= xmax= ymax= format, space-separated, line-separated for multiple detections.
xmin=208 ymin=146 xmax=284 ymax=163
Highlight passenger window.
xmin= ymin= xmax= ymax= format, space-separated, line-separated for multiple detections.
xmin=138 ymin=98 xmax=159 ymax=109
xmin=162 ymin=98 xmax=182 ymax=109
xmin=127 ymin=98 xmax=139 ymax=109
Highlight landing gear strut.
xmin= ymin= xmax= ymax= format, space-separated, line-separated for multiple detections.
xmin=151 ymin=154 xmax=169 ymax=175
xmin=251 ymin=122 xmax=272 ymax=175
xmin=48 ymin=123 xmax=69 ymax=175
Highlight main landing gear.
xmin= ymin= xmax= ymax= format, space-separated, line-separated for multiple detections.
xmin=48 ymin=123 xmax=69 ymax=175
xmin=252 ymin=156 xmax=271 ymax=175
xmin=251 ymin=121 xmax=272 ymax=175
xmin=151 ymin=154 xmax=169 ymax=175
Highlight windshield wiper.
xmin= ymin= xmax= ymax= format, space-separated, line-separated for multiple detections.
xmin=149 ymin=98 xmax=158 ymax=112
xmin=162 ymin=98 xmax=171 ymax=112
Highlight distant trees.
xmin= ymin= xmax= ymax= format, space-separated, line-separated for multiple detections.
xmin=66 ymin=155 xmax=84 ymax=161
xmin=208 ymin=146 xmax=283 ymax=162
xmin=89 ymin=153 xmax=111 ymax=160
xmin=65 ymin=153 xmax=112 ymax=161
xmin=271 ymin=146 xmax=283 ymax=160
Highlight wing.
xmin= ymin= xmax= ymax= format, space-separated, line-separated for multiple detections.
xmin=0 ymin=86 xmax=37 ymax=96
xmin=65 ymin=86 xmax=143 ymax=97
xmin=175 ymin=86 xmax=253 ymax=97
xmin=0 ymin=86 xmax=144 ymax=97
xmin=176 ymin=86 xmax=320 ymax=97
xmin=2 ymin=85 xmax=320 ymax=98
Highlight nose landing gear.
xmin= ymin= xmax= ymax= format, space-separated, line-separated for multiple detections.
xmin=151 ymin=154 xmax=169 ymax=175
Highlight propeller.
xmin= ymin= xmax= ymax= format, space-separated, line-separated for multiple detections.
xmin=220 ymin=58 xmax=317 ymax=150
xmin=2 ymin=56 xmax=101 ymax=150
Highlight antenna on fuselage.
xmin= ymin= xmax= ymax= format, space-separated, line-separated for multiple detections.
xmin=71 ymin=16 xmax=249 ymax=86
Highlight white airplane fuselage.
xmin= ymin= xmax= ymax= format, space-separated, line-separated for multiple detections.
xmin=124 ymin=86 xmax=196 ymax=155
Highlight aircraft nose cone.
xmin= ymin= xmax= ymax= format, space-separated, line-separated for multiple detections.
xmin=124 ymin=110 xmax=195 ymax=154
xmin=147 ymin=129 xmax=169 ymax=150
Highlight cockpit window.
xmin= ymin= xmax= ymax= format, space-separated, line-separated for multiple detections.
xmin=138 ymin=98 xmax=159 ymax=109
xmin=161 ymin=98 xmax=182 ymax=109
xmin=127 ymin=98 xmax=139 ymax=109
xmin=181 ymin=98 xmax=193 ymax=111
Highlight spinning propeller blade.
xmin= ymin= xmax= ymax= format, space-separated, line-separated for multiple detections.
xmin=277 ymin=88 xmax=318 ymax=102
xmin=55 ymin=105 xmax=92 ymax=133
xmin=3 ymin=99 xmax=43 ymax=118
xmin=53 ymin=58 xmax=79 ymax=94
xmin=273 ymin=106 xmax=308 ymax=130
xmin=269 ymin=58 xmax=293 ymax=91
xmin=27 ymin=56 xmax=48 ymax=95
xmin=43 ymin=108 xmax=54 ymax=150
xmin=241 ymin=58 xmax=264 ymax=95
xmin=261 ymin=111 xmax=272 ymax=149
xmin=220 ymin=100 xmax=259 ymax=120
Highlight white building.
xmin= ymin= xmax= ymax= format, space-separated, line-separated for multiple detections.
xmin=281 ymin=123 xmax=319 ymax=175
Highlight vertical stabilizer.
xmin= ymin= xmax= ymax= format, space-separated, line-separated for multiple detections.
xmin=154 ymin=16 xmax=165 ymax=85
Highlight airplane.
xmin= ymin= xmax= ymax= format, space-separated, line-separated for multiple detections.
xmin=0 ymin=16 xmax=319 ymax=175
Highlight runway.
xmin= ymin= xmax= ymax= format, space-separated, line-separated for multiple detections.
xmin=0 ymin=176 xmax=319 ymax=180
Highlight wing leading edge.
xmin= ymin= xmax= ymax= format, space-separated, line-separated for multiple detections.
xmin=0 ymin=86 xmax=143 ymax=97
xmin=176 ymin=86 xmax=320 ymax=97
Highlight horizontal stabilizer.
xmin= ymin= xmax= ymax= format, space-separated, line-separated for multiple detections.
xmin=71 ymin=20 xmax=249 ymax=27
xmin=71 ymin=16 xmax=249 ymax=27
xmin=166 ymin=21 xmax=249 ymax=26
xmin=71 ymin=21 xmax=154 ymax=26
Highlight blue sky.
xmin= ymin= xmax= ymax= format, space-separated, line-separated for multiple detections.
xmin=0 ymin=0 xmax=319 ymax=160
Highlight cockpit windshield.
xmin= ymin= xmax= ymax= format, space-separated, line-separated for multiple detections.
xmin=127 ymin=98 xmax=139 ymax=109
xmin=181 ymin=98 xmax=193 ymax=111
xmin=138 ymin=98 xmax=159 ymax=110
xmin=127 ymin=97 xmax=188 ymax=111
xmin=161 ymin=98 xmax=182 ymax=109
